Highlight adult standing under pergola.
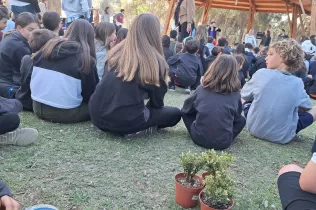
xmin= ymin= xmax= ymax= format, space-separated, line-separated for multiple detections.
xmin=163 ymin=0 xmax=316 ymax=38
xmin=174 ymin=0 xmax=195 ymax=42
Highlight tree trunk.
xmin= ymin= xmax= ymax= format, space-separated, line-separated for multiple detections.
xmin=46 ymin=0 xmax=61 ymax=15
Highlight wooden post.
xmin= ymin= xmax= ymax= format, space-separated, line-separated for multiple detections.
xmin=246 ymin=7 xmax=254 ymax=33
xmin=201 ymin=2 xmax=211 ymax=24
xmin=291 ymin=5 xmax=298 ymax=38
xmin=298 ymin=11 xmax=305 ymax=36
xmin=311 ymin=0 xmax=316 ymax=35
xmin=163 ymin=0 xmax=176 ymax=35
xmin=285 ymin=3 xmax=292 ymax=37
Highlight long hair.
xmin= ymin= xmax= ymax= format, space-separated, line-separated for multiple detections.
xmin=64 ymin=19 xmax=96 ymax=73
xmin=106 ymin=13 xmax=169 ymax=86
xmin=94 ymin=22 xmax=116 ymax=50
xmin=115 ymin=28 xmax=128 ymax=44
xmin=202 ymin=55 xmax=241 ymax=93
xmin=194 ymin=25 xmax=208 ymax=44
xmin=0 ymin=5 xmax=8 ymax=20
xmin=39 ymin=38 xmax=80 ymax=60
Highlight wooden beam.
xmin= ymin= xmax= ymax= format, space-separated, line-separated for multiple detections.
xmin=291 ymin=5 xmax=298 ymax=38
xmin=311 ymin=0 xmax=316 ymax=35
xmin=163 ymin=0 xmax=176 ymax=35
xmin=246 ymin=6 xmax=255 ymax=33
xmin=285 ymin=2 xmax=293 ymax=36
xmin=201 ymin=0 xmax=213 ymax=24
xmin=298 ymin=0 xmax=306 ymax=15
xmin=298 ymin=11 xmax=305 ymax=36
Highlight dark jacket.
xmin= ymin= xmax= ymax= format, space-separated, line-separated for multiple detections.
xmin=222 ymin=46 xmax=231 ymax=55
xmin=0 ymin=32 xmax=31 ymax=97
xmin=181 ymin=85 xmax=245 ymax=149
xmin=238 ymin=69 xmax=246 ymax=87
xmin=17 ymin=0 xmax=40 ymax=13
xmin=167 ymin=53 xmax=202 ymax=87
xmin=0 ymin=97 xmax=22 ymax=115
xmin=293 ymin=70 xmax=315 ymax=96
xmin=15 ymin=55 xmax=33 ymax=110
xmin=197 ymin=39 xmax=210 ymax=74
xmin=30 ymin=42 xmax=99 ymax=109
xmin=205 ymin=55 xmax=217 ymax=69
xmin=245 ymin=51 xmax=257 ymax=71
xmin=0 ymin=181 xmax=12 ymax=198
xmin=163 ymin=46 xmax=173 ymax=61
xmin=208 ymin=27 xmax=221 ymax=39
xmin=261 ymin=35 xmax=271 ymax=47
xmin=250 ymin=55 xmax=267 ymax=77
xmin=89 ymin=65 xmax=167 ymax=133
xmin=309 ymin=61 xmax=316 ymax=78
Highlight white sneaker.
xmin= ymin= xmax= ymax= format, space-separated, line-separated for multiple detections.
xmin=185 ymin=87 xmax=191 ymax=94
xmin=0 ymin=128 xmax=38 ymax=146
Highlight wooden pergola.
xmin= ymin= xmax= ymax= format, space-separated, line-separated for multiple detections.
xmin=163 ymin=0 xmax=316 ymax=38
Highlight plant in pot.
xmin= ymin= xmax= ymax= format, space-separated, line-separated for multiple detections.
xmin=199 ymin=170 xmax=235 ymax=210
xmin=175 ymin=151 xmax=206 ymax=208
xmin=202 ymin=150 xmax=233 ymax=179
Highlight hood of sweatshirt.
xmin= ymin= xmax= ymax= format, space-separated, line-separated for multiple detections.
xmin=47 ymin=42 xmax=81 ymax=61
xmin=94 ymin=39 xmax=106 ymax=53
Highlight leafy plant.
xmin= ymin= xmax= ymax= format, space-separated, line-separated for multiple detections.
xmin=180 ymin=151 xmax=206 ymax=185
xmin=203 ymin=170 xmax=235 ymax=209
xmin=202 ymin=150 xmax=233 ymax=176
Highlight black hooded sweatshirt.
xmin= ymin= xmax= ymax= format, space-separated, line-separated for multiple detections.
xmin=30 ymin=42 xmax=99 ymax=109
xmin=89 ymin=64 xmax=167 ymax=133
xmin=0 ymin=32 xmax=31 ymax=97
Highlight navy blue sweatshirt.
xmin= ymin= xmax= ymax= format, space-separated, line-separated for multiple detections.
xmin=167 ymin=53 xmax=202 ymax=87
xmin=0 ymin=32 xmax=31 ymax=86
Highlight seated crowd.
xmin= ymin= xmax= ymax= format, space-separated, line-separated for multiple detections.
xmin=0 ymin=5 xmax=316 ymax=209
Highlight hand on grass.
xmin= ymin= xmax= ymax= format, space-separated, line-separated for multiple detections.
xmin=0 ymin=196 xmax=20 ymax=210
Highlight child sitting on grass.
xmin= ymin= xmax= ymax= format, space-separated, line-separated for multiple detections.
xmin=167 ymin=39 xmax=202 ymax=93
xmin=241 ymin=39 xmax=316 ymax=144
xmin=15 ymin=29 xmax=56 ymax=110
xmin=234 ymin=54 xmax=246 ymax=87
xmin=181 ymin=55 xmax=245 ymax=150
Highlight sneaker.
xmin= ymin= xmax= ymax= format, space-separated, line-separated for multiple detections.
xmin=168 ymin=85 xmax=175 ymax=91
xmin=0 ymin=128 xmax=38 ymax=146
xmin=185 ymin=87 xmax=191 ymax=94
xmin=26 ymin=204 xmax=58 ymax=210
xmin=124 ymin=126 xmax=158 ymax=138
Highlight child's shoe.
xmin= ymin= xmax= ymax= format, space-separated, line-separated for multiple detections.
xmin=185 ymin=87 xmax=191 ymax=94
xmin=0 ymin=128 xmax=38 ymax=146
xmin=168 ymin=82 xmax=175 ymax=91
xmin=124 ymin=126 xmax=158 ymax=139
xmin=26 ymin=204 xmax=58 ymax=210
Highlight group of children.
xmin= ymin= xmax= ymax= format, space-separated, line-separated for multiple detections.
xmin=0 ymin=5 xmax=316 ymax=208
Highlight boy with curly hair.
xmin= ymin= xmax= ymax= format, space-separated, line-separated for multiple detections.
xmin=241 ymin=39 xmax=316 ymax=144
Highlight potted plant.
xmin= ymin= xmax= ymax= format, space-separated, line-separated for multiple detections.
xmin=199 ymin=170 xmax=235 ymax=210
xmin=175 ymin=151 xmax=206 ymax=208
xmin=201 ymin=150 xmax=233 ymax=179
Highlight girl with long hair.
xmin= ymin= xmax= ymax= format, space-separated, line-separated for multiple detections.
xmin=94 ymin=22 xmax=116 ymax=79
xmin=0 ymin=12 xmax=39 ymax=98
xmin=30 ymin=19 xmax=99 ymax=123
xmin=89 ymin=13 xmax=181 ymax=137
xmin=181 ymin=55 xmax=245 ymax=149
xmin=234 ymin=43 xmax=249 ymax=79
xmin=194 ymin=24 xmax=210 ymax=74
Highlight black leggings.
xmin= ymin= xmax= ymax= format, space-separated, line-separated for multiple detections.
xmin=117 ymin=106 xmax=182 ymax=135
xmin=179 ymin=22 xmax=194 ymax=43
xmin=0 ymin=113 xmax=20 ymax=134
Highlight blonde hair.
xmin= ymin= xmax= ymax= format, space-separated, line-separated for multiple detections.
xmin=194 ymin=24 xmax=208 ymax=44
xmin=270 ymin=39 xmax=304 ymax=72
xmin=106 ymin=13 xmax=168 ymax=86
xmin=202 ymin=55 xmax=241 ymax=93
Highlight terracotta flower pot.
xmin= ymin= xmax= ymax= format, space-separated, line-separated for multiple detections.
xmin=175 ymin=173 xmax=204 ymax=208
xmin=199 ymin=191 xmax=234 ymax=210
xmin=202 ymin=172 xmax=210 ymax=179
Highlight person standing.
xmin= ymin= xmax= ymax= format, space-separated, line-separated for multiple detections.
xmin=113 ymin=9 xmax=124 ymax=30
xmin=208 ymin=20 xmax=221 ymax=40
xmin=62 ymin=0 xmax=90 ymax=26
xmin=278 ymin=29 xmax=289 ymax=41
xmin=244 ymin=29 xmax=257 ymax=47
xmin=174 ymin=0 xmax=195 ymax=42
xmin=38 ymin=0 xmax=46 ymax=17
xmin=101 ymin=6 xmax=110 ymax=22
xmin=10 ymin=0 xmax=38 ymax=18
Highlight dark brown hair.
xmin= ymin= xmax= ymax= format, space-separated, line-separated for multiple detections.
xmin=0 ymin=5 xmax=8 ymax=20
xmin=64 ymin=19 xmax=96 ymax=73
xmin=15 ymin=12 xmax=39 ymax=28
xmin=234 ymin=54 xmax=245 ymax=66
xmin=29 ymin=29 xmax=56 ymax=52
xmin=115 ymin=28 xmax=128 ymax=44
xmin=202 ymin=54 xmax=241 ymax=93
xmin=43 ymin=12 xmax=60 ymax=31
xmin=94 ymin=22 xmax=116 ymax=50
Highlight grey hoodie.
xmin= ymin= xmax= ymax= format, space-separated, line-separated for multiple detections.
xmin=62 ymin=0 xmax=90 ymax=19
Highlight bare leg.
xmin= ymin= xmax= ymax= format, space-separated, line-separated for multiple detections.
xmin=278 ymin=164 xmax=304 ymax=177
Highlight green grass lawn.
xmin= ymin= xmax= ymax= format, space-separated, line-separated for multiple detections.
xmin=1 ymin=90 xmax=315 ymax=210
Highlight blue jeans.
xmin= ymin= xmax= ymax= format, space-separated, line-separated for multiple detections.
xmin=11 ymin=5 xmax=35 ymax=18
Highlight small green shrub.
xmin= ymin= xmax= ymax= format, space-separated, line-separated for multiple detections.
xmin=203 ymin=170 xmax=235 ymax=209
xmin=202 ymin=150 xmax=233 ymax=176
xmin=180 ymin=151 xmax=206 ymax=184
